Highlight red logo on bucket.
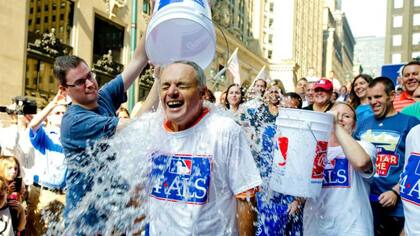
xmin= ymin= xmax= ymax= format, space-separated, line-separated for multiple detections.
xmin=311 ymin=141 xmax=328 ymax=180
xmin=277 ymin=137 xmax=289 ymax=167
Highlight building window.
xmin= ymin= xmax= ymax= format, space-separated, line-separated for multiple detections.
xmin=269 ymin=34 xmax=273 ymax=43
xmin=393 ymin=15 xmax=403 ymax=27
xmin=269 ymin=2 xmax=274 ymax=12
xmin=268 ymin=50 xmax=272 ymax=59
xmin=394 ymin=0 xmax=403 ymax=8
xmin=414 ymin=14 xmax=420 ymax=25
xmin=143 ymin=1 xmax=151 ymax=14
xmin=392 ymin=53 xmax=401 ymax=63
xmin=415 ymin=0 xmax=420 ymax=7
xmin=413 ymin=33 xmax=420 ymax=45
xmin=393 ymin=34 xmax=402 ymax=46
xmin=413 ymin=51 xmax=420 ymax=59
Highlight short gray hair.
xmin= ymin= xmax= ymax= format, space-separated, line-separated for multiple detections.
xmin=160 ymin=60 xmax=207 ymax=88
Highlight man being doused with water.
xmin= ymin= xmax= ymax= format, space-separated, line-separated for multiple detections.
xmin=54 ymin=35 xmax=158 ymax=233
xmin=143 ymin=61 xmax=262 ymax=235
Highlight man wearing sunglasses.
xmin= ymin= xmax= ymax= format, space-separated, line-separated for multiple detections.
xmin=53 ymin=36 xmax=158 ymax=230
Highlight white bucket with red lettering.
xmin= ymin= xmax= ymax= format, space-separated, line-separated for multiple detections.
xmin=145 ymin=0 xmax=216 ymax=69
xmin=269 ymin=109 xmax=334 ymax=198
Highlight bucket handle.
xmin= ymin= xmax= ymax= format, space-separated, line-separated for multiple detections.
xmin=305 ymin=121 xmax=319 ymax=143
xmin=199 ymin=12 xmax=231 ymax=70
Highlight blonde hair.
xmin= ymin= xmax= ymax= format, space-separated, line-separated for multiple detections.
xmin=0 ymin=156 xmax=21 ymax=181
xmin=0 ymin=176 xmax=8 ymax=196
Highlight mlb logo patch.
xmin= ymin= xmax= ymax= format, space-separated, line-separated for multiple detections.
xmin=150 ymin=153 xmax=212 ymax=205
xmin=169 ymin=159 xmax=192 ymax=175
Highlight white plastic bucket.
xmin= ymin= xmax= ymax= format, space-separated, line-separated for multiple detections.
xmin=145 ymin=0 xmax=216 ymax=69
xmin=269 ymin=109 xmax=334 ymax=199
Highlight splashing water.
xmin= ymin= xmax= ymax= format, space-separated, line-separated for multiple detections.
xmin=43 ymin=102 xmax=317 ymax=235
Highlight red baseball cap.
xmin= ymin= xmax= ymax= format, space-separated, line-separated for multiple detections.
xmin=314 ymin=78 xmax=333 ymax=92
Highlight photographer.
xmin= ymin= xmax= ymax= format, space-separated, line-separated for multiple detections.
xmin=26 ymin=90 xmax=68 ymax=236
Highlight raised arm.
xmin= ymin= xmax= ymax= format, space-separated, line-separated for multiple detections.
xmin=121 ymin=36 xmax=148 ymax=92
xmin=334 ymin=120 xmax=372 ymax=173
xmin=29 ymin=91 xmax=66 ymax=132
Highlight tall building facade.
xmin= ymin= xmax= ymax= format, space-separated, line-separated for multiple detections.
xmin=260 ymin=0 xmax=324 ymax=91
xmin=385 ymin=0 xmax=420 ymax=64
xmin=0 ymin=0 xmax=267 ymax=107
xmin=354 ymin=36 xmax=385 ymax=77
xmin=322 ymin=2 xmax=355 ymax=86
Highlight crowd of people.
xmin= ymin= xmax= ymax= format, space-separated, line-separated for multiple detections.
xmin=0 ymin=14 xmax=419 ymax=236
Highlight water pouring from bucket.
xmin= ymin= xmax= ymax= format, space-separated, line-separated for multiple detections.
xmin=146 ymin=0 xmax=216 ymax=69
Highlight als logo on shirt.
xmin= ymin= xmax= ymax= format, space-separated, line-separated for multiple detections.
xmin=322 ymin=157 xmax=351 ymax=188
xmin=361 ymin=130 xmax=401 ymax=177
xmin=400 ymin=152 xmax=420 ymax=206
xmin=150 ymin=153 xmax=212 ymax=205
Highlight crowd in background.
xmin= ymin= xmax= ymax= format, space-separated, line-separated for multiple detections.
xmin=0 ymin=59 xmax=419 ymax=236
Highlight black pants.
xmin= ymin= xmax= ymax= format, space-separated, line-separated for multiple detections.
xmin=371 ymin=202 xmax=404 ymax=236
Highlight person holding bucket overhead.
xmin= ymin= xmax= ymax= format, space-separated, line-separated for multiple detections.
xmin=303 ymin=102 xmax=376 ymax=235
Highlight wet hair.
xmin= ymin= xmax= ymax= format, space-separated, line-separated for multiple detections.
xmin=369 ymin=77 xmax=395 ymax=96
xmin=285 ymin=92 xmax=303 ymax=109
xmin=401 ymin=61 xmax=420 ymax=75
xmin=160 ymin=60 xmax=207 ymax=89
xmin=224 ymin=83 xmax=244 ymax=109
xmin=0 ymin=156 xmax=21 ymax=181
xmin=349 ymin=74 xmax=373 ymax=108
xmin=54 ymin=55 xmax=87 ymax=86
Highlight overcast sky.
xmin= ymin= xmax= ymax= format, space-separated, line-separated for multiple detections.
xmin=342 ymin=0 xmax=387 ymax=37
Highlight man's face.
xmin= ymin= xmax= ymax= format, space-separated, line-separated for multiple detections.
xmin=402 ymin=64 xmax=420 ymax=94
xmin=296 ymin=80 xmax=307 ymax=94
xmin=48 ymin=105 xmax=66 ymax=127
xmin=367 ymin=83 xmax=394 ymax=119
xmin=306 ymin=83 xmax=315 ymax=103
xmin=314 ymin=88 xmax=332 ymax=105
xmin=254 ymin=80 xmax=266 ymax=96
xmin=62 ymin=62 xmax=99 ymax=108
xmin=160 ymin=63 xmax=203 ymax=130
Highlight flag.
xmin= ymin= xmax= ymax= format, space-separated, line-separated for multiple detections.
xmin=227 ymin=48 xmax=241 ymax=84
xmin=250 ymin=65 xmax=267 ymax=87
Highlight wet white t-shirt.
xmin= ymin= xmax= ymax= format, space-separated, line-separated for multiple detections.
xmin=148 ymin=109 xmax=262 ymax=236
xmin=400 ymin=124 xmax=420 ymax=236
xmin=304 ymin=140 xmax=376 ymax=236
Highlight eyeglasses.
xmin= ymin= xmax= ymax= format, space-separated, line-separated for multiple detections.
xmin=66 ymin=72 xmax=96 ymax=88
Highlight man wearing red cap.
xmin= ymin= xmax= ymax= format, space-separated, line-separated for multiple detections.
xmin=303 ymin=78 xmax=334 ymax=112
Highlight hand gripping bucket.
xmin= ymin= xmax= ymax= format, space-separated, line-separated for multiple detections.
xmin=269 ymin=109 xmax=334 ymax=199
xmin=146 ymin=0 xmax=216 ymax=69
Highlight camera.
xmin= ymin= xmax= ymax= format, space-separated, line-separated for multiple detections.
xmin=0 ymin=96 xmax=37 ymax=115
